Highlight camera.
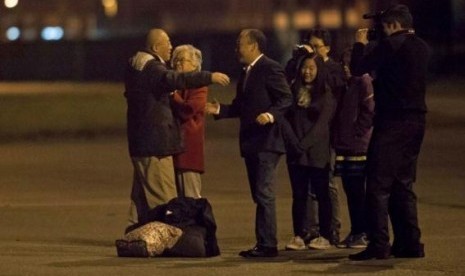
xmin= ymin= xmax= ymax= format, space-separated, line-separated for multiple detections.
xmin=363 ymin=10 xmax=386 ymax=41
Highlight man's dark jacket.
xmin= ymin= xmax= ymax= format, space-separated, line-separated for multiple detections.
xmin=215 ymin=55 xmax=292 ymax=156
xmin=124 ymin=51 xmax=212 ymax=157
xmin=350 ymin=30 xmax=431 ymax=120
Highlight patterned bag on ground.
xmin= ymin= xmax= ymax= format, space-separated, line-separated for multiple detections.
xmin=116 ymin=221 xmax=183 ymax=257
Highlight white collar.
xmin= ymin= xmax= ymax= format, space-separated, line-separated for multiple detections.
xmin=249 ymin=54 xmax=263 ymax=68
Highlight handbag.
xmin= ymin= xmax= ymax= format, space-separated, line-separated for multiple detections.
xmin=116 ymin=221 xmax=183 ymax=257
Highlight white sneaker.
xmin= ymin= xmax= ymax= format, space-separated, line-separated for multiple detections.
xmin=285 ymin=236 xmax=307 ymax=251
xmin=308 ymin=236 xmax=331 ymax=250
xmin=347 ymin=233 xmax=369 ymax=249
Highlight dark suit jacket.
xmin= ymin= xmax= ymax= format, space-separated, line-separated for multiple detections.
xmin=216 ymin=55 xmax=292 ymax=156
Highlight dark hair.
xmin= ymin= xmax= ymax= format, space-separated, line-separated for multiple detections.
xmin=304 ymin=28 xmax=332 ymax=47
xmin=381 ymin=4 xmax=413 ymax=28
xmin=292 ymin=54 xmax=327 ymax=97
xmin=245 ymin=29 xmax=267 ymax=53
xmin=340 ymin=47 xmax=353 ymax=66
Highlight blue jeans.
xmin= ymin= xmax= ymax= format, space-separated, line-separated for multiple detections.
xmin=244 ymin=152 xmax=281 ymax=248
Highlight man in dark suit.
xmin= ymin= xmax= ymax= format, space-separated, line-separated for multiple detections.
xmin=206 ymin=29 xmax=292 ymax=257
xmin=125 ymin=28 xmax=229 ymax=230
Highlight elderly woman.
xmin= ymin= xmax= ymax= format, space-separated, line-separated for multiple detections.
xmin=170 ymin=44 xmax=208 ymax=198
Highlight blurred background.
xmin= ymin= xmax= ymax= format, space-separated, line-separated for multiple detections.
xmin=0 ymin=0 xmax=464 ymax=141
xmin=0 ymin=0 xmax=464 ymax=80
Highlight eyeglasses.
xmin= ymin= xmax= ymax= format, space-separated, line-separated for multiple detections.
xmin=174 ymin=57 xmax=193 ymax=64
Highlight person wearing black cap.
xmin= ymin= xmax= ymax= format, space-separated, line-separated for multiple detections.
xmin=348 ymin=5 xmax=431 ymax=260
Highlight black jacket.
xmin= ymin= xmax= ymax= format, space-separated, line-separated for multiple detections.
xmin=124 ymin=51 xmax=212 ymax=157
xmin=325 ymin=58 xmax=347 ymax=97
xmin=146 ymin=197 xmax=220 ymax=257
xmin=216 ymin=55 xmax=292 ymax=156
xmin=285 ymin=56 xmax=336 ymax=168
xmin=350 ymin=30 xmax=431 ymax=120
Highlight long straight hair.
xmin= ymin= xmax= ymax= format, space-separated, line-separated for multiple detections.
xmin=291 ymin=54 xmax=328 ymax=100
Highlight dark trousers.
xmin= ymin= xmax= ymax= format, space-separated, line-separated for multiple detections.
xmin=341 ymin=175 xmax=367 ymax=235
xmin=306 ymin=168 xmax=341 ymax=238
xmin=366 ymin=118 xmax=425 ymax=251
xmin=287 ymin=164 xmax=332 ymax=239
xmin=244 ymin=152 xmax=281 ymax=248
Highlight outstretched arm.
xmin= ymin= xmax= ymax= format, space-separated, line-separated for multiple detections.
xmin=149 ymin=61 xmax=230 ymax=91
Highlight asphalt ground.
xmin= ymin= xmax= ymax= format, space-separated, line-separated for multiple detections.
xmin=0 ymin=84 xmax=464 ymax=275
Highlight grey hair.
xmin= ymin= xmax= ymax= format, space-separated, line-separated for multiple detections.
xmin=171 ymin=44 xmax=202 ymax=71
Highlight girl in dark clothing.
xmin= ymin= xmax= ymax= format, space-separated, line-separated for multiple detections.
xmin=281 ymin=53 xmax=336 ymax=250
xmin=333 ymin=47 xmax=375 ymax=249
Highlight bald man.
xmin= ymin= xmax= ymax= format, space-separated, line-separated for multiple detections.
xmin=124 ymin=28 xmax=229 ymax=231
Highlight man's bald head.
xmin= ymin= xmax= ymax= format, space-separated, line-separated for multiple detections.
xmin=145 ymin=28 xmax=172 ymax=62
xmin=146 ymin=29 xmax=165 ymax=50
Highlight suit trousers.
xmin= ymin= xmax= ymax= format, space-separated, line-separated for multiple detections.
xmin=244 ymin=152 xmax=281 ymax=248
xmin=128 ymin=156 xmax=177 ymax=226
xmin=366 ymin=118 xmax=425 ymax=251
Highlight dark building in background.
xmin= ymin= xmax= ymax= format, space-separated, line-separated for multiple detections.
xmin=0 ymin=0 xmax=463 ymax=80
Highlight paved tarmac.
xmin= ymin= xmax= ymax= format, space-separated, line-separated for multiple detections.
xmin=1 ymin=86 xmax=464 ymax=275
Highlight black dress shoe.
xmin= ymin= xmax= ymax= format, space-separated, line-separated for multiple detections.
xmin=392 ymin=243 xmax=425 ymax=258
xmin=239 ymin=246 xmax=278 ymax=258
xmin=349 ymin=247 xmax=390 ymax=261
xmin=330 ymin=230 xmax=340 ymax=245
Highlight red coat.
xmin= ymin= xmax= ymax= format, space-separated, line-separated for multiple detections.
xmin=171 ymin=87 xmax=208 ymax=173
